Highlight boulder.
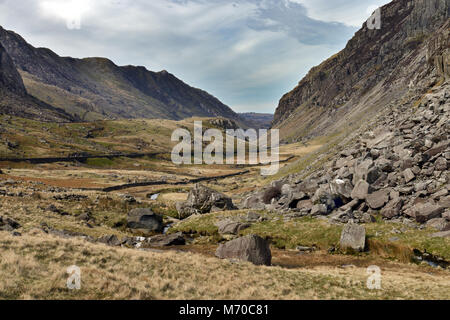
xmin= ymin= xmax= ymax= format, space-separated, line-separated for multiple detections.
xmin=352 ymin=159 xmax=373 ymax=185
xmin=177 ymin=184 xmax=235 ymax=218
xmin=430 ymin=230 xmax=450 ymax=238
xmin=380 ymin=199 xmax=403 ymax=218
xmin=127 ymin=208 xmax=164 ymax=232
xmin=246 ymin=211 xmax=261 ymax=222
xmin=175 ymin=202 xmax=199 ymax=219
xmin=434 ymin=157 xmax=448 ymax=171
xmin=340 ymin=222 xmax=366 ymax=252
xmin=98 ymin=235 xmax=121 ymax=246
xmin=215 ymin=235 xmax=271 ymax=266
xmin=351 ymin=180 xmax=369 ymax=200
xmin=414 ymin=202 xmax=445 ymax=223
xmin=426 ymin=218 xmax=450 ymax=231
xmin=296 ymin=199 xmax=313 ymax=210
xmin=403 ymin=168 xmax=416 ymax=183
xmin=330 ymin=179 xmax=353 ymax=199
xmin=216 ymin=220 xmax=251 ymax=235
xmin=366 ymin=189 xmax=389 ymax=209
xmin=146 ymin=232 xmax=185 ymax=247
xmin=311 ymin=204 xmax=329 ymax=216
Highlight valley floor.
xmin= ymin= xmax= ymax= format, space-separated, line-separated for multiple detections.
xmin=1 ymin=232 xmax=449 ymax=300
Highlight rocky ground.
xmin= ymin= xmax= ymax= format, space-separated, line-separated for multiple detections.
xmin=242 ymin=83 xmax=449 ymax=237
xmin=0 ymin=83 xmax=449 ymax=299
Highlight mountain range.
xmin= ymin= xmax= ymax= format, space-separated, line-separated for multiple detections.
xmin=0 ymin=26 xmax=243 ymax=124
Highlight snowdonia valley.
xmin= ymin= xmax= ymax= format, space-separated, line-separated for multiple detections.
xmin=0 ymin=0 xmax=449 ymax=302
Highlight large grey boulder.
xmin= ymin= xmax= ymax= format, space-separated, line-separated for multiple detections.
xmin=330 ymin=179 xmax=353 ymax=199
xmin=414 ymin=202 xmax=445 ymax=223
xmin=215 ymin=235 xmax=271 ymax=266
xmin=216 ymin=220 xmax=251 ymax=235
xmin=366 ymin=189 xmax=389 ymax=209
xmin=351 ymin=180 xmax=370 ymax=200
xmin=340 ymin=222 xmax=366 ymax=252
xmin=177 ymin=184 xmax=236 ymax=219
xmin=241 ymin=195 xmax=266 ymax=210
xmin=380 ymin=199 xmax=403 ymax=218
xmin=146 ymin=232 xmax=185 ymax=247
xmin=127 ymin=208 xmax=164 ymax=233
xmin=426 ymin=218 xmax=450 ymax=231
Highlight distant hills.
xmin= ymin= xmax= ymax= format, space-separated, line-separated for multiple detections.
xmin=239 ymin=113 xmax=274 ymax=129
xmin=0 ymin=26 xmax=243 ymax=124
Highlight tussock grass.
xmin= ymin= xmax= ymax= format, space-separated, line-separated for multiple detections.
xmin=0 ymin=232 xmax=449 ymax=300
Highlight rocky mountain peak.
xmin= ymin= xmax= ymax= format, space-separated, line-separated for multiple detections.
xmin=273 ymin=0 xmax=449 ymax=143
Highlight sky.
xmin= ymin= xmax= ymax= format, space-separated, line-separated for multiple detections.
xmin=0 ymin=0 xmax=391 ymax=113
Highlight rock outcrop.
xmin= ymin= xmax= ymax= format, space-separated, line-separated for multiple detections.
xmin=127 ymin=208 xmax=164 ymax=233
xmin=176 ymin=184 xmax=236 ymax=219
xmin=242 ymin=82 xmax=449 ymax=227
xmin=215 ymin=235 xmax=272 ymax=266
xmin=273 ymin=0 xmax=449 ymax=143
xmin=340 ymin=222 xmax=366 ymax=252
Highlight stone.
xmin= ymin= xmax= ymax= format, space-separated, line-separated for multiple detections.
xmin=246 ymin=211 xmax=261 ymax=222
xmin=352 ymin=159 xmax=373 ymax=185
xmin=439 ymin=196 xmax=450 ymax=209
xmin=98 ymin=235 xmax=121 ymax=246
xmin=430 ymin=231 xmax=450 ymax=238
xmin=241 ymin=195 xmax=265 ymax=210
xmin=403 ymin=169 xmax=415 ymax=183
xmin=380 ymin=199 xmax=404 ymax=219
xmin=361 ymin=213 xmax=376 ymax=223
xmin=311 ymin=204 xmax=328 ymax=216
xmin=215 ymin=235 xmax=272 ymax=266
xmin=434 ymin=157 xmax=448 ymax=171
xmin=330 ymin=179 xmax=353 ymax=199
xmin=351 ymin=180 xmax=369 ymax=200
xmin=414 ymin=203 xmax=445 ymax=223
xmin=296 ymin=199 xmax=313 ymax=210
xmin=340 ymin=222 xmax=366 ymax=252
xmin=426 ymin=218 xmax=450 ymax=231
xmin=127 ymin=208 xmax=164 ymax=233
xmin=146 ymin=232 xmax=185 ymax=247
xmin=366 ymin=189 xmax=390 ymax=210
xmin=376 ymin=158 xmax=394 ymax=172
xmin=177 ymin=184 xmax=236 ymax=218
xmin=216 ymin=220 xmax=251 ymax=235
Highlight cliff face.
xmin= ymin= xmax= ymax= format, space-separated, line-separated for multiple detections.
xmin=274 ymin=0 xmax=449 ymax=142
xmin=0 ymin=42 xmax=26 ymax=95
xmin=0 ymin=42 xmax=74 ymax=122
xmin=0 ymin=27 xmax=241 ymax=123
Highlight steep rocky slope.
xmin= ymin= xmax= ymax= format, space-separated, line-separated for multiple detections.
xmin=0 ymin=42 xmax=74 ymax=122
xmin=244 ymin=82 xmax=449 ymax=230
xmin=274 ymin=0 xmax=449 ymax=142
xmin=0 ymin=26 xmax=241 ymax=123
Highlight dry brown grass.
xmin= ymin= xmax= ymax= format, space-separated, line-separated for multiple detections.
xmin=0 ymin=231 xmax=449 ymax=300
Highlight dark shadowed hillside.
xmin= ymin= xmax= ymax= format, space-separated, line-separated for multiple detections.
xmin=0 ymin=26 xmax=242 ymax=123
xmin=0 ymin=42 xmax=74 ymax=122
